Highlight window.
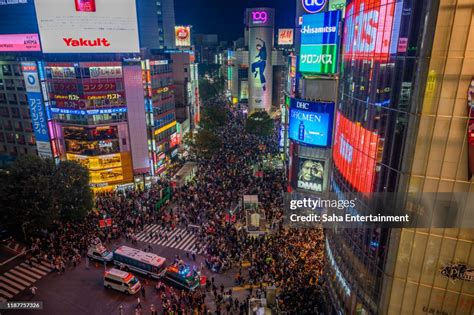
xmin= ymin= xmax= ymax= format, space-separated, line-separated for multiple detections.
xmin=10 ymin=107 xmax=20 ymax=118
xmin=0 ymin=107 xmax=9 ymax=117
xmin=1 ymin=64 xmax=12 ymax=76
xmin=122 ymin=138 xmax=127 ymax=146
xmin=184 ymin=68 xmax=188 ymax=73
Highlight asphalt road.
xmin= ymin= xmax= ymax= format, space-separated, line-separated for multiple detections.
xmin=6 ymin=233 xmax=240 ymax=315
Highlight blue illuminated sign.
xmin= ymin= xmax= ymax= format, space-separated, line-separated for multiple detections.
xmin=50 ymin=107 xmax=127 ymax=115
xmin=288 ymin=98 xmax=334 ymax=147
xmin=27 ymin=92 xmax=49 ymax=142
xmin=302 ymin=0 xmax=327 ymax=13
xmin=299 ymin=11 xmax=341 ymax=74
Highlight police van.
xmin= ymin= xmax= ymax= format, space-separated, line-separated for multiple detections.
xmin=103 ymin=268 xmax=141 ymax=295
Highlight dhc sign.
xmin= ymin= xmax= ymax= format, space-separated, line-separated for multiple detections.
xmin=302 ymin=0 xmax=327 ymax=13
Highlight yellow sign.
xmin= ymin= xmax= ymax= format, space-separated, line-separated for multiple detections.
xmin=154 ymin=121 xmax=177 ymax=136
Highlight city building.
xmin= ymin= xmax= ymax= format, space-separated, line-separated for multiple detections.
xmin=141 ymin=56 xmax=178 ymax=177
xmin=136 ymin=0 xmax=176 ymax=49
xmin=326 ymin=0 xmax=474 ymax=314
xmin=170 ymin=51 xmax=200 ymax=133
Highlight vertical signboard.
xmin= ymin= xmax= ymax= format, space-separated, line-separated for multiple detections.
xmin=21 ymin=62 xmax=52 ymax=158
xmin=299 ymin=10 xmax=341 ymax=74
xmin=248 ymin=8 xmax=274 ymax=112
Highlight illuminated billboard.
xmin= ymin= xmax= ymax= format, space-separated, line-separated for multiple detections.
xmin=21 ymin=62 xmax=52 ymax=158
xmin=0 ymin=34 xmax=41 ymax=52
xmin=333 ymin=111 xmax=380 ymax=192
xmin=35 ymin=0 xmax=139 ymax=53
xmin=288 ymin=98 xmax=334 ymax=147
xmin=278 ymin=29 xmax=294 ymax=46
xmin=299 ymin=11 xmax=341 ymax=74
xmin=296 ymin=157 xmax=326 ymax=192
xmin=248 ymin=8 xmax=274 ymax=112
xmin=343 ymin=0 xmax=396 ymax=61
xmin=175 ymin=26 xmax=191 ymax=47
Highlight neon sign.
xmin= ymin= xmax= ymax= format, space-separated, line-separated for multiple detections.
xmin=302 ymin=0 xmax=327 ymax=13
xmin=343 ymin=0 xmax=395 ymax=61
xmin=252 ymin=11 xmax=268 ymax=24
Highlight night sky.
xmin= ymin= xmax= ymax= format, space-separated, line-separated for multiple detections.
xmin=174 ymin=0 xmax=296 ymax=42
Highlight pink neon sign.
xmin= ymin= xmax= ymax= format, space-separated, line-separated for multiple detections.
xmin=252 ymin=11 xmax=268 ymax=24
xmin=0 ymin=34 xmax=41 ymax=52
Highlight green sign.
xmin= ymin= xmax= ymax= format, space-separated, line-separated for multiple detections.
xmin=299 ymin=44 xmax=337 ymax=74
xmin=328 ymin=0 xmax=346 ymax=15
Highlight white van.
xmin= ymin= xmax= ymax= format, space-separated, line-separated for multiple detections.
xmin=88 ymin=243 xmax=113 ymax=263
xmin=103 ymin=268 xmax=141 ymax=295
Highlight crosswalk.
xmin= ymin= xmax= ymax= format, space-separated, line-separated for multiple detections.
xmin=0 ymin=258 xmax=53 ymax=302
xmin=135 ymin=225 xmax=205 ymax=255
xmin=2 ymin=240 xmax=27 ymax=254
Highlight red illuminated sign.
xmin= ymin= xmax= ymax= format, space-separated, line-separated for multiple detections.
xmin=333 ymin=112 xmax=380 ymax=192
xmin=343 ymin=0 xmax=395 ymax=61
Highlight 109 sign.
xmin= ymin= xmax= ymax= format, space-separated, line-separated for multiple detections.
xmin=302 ymin=0 xmax=327 ymax=13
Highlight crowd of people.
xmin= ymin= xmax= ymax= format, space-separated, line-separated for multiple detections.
xmin=25 ymin=104 xmax=327 ymax=314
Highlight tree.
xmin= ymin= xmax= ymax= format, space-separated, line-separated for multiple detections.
xmin=200 ymin=106 xmax=228 ymax=131
xmin=199 ymin=76 xmax=225 ymax=104
xmin=52 ymin=160 xmax=93 ymax=222
xmin=191 ymin=129 xmax=222 ymax=159
xmin=245 ymin=111 xmax=275 ymax=137
xmin=0 ymin=156 xmax=93 ymax=239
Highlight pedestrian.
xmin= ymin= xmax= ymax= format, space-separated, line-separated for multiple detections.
xmin=148 ymin=244 xmax=152 ymax=252
xmin=150 ymin=304 xmax=157 ymax=315
xmin=136 ymin=297 xmax=142 ymax=309
xmin=119 ymin=304 xmax=123 ymax=315
xmin=30 ymin=286 xmax=37 ymax=297
xmin=85 ymin=256 xmax=90 ymax=269
xmin=141 ymin=285 xmax=145 ymax=298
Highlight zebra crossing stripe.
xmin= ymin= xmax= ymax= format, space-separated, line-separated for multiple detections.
xmin=0 ymin=282 xmax=19 ymax=295
xmin=19 ymin=263 xmax=47 ymax=276
xmin=0 ymin=296 xmax=6 ymax=302
xmin=159 ymin=229 xmax=182 ymax=247
xmin=31 ymin=261 xmax=52 ymax=273
xmin=0 ymin=288 xmax=13 ymax=299
xmin=3 ymin=273 xmax=30 ymax=287
xmin=8 ymin=269 xmax=36 ymax=283
xmin=0 ymin=276 xmax=25 ymax=291
xmin=174 ymin=233 xmax=195 ymax=250
xmin=15 ymin=266 xmax=42 ymax=279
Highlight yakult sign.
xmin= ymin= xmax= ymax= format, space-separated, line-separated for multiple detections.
xmin=343 ymin=0 xmax=395 ymax=61
xmin=35 ymin=0 xmax=139 ymax=53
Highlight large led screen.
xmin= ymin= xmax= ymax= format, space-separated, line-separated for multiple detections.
xmin=35 ymin=0 xmax=139 ymax=53
xmin=333 ymin=111 xmax=380 ymax=192
xmin=343 ymin=0 xmax=396 ymax=61
xmin=299 ymin=10 xmax=341 ymax=74
xmin=288 ymin=98 xmax=334 ymax=147
xmin=296 ymin=157 xmax=326 ymax=192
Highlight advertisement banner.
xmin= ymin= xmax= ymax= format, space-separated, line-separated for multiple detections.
xmin=240 ymin=81 xmax=249 ymax=100
xmin=343 ymin=0 xmax=396 ymax=61
xmin=288 ymin=98 xmax=334 ymax=147
xmin=175 ymin=26 xmax=191 ymax=47
xmin=21 ymin=62 xmax=52 ymax=158
xmin=296 ymin=157 xmax=326 ymax=192
xmin=278 ymin=29 xmax=294 ymax=46
xmin=248 ymin=8 xmax=274 ymax=112
xmin=333 ymin=111 xmax=380 ymax=192
xmin=0 ymin=34 xmax=41 ymax=52
xmin=299 ymin=11 xmax=341 ymax=74
xmin=35 ymin=0 xmax=139 ymax=53
xmin=328 ymin=0 xmax=346 ymax=14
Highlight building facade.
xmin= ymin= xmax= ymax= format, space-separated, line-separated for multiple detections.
xmin=327 ymin=0 xmax=474 ymax=314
